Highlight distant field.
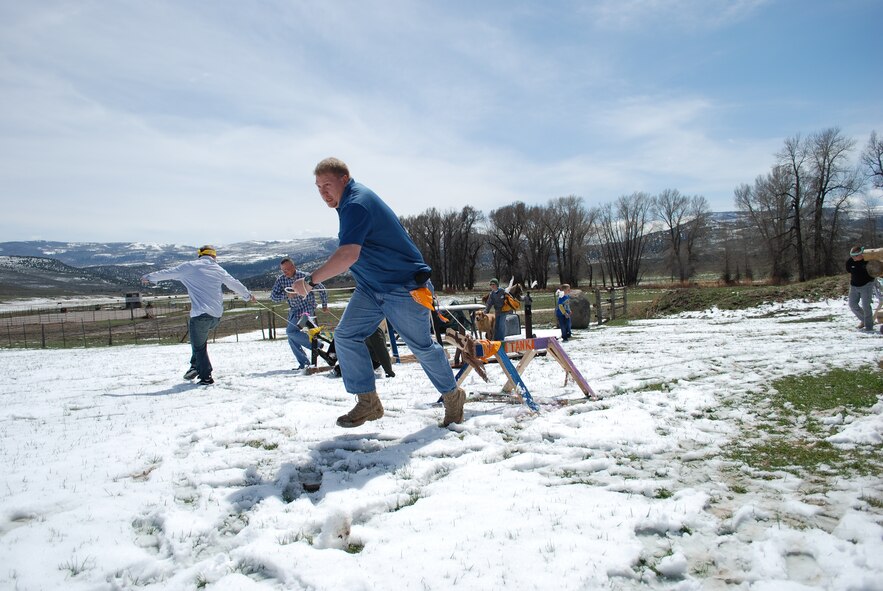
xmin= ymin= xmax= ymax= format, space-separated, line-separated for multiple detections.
xmin=0 ymin=276 xmax=853 ymax=350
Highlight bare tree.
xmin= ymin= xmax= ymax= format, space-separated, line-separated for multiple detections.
xmin=734 ymin=167 xmax=793 ymax=282
xmin=653 ymin=189 xmax=690 ymax=282
xmin=806 ymin=128 xmax=860 ymax=276
xmin=486 ymin=202 xmax=528 ymax=284
xmin=776 ymin=134 xmax=809 ymax=281
xmin=861 ymin=130 xmax=883 ymax=189
xmin=684 ymin=194 xmax=711 ymax=279
xmin=401 ymin=206 xmax=484 ymax=290
xmin=522 ymin=205 xmax=554 ymax=288
xmin=597 ymin=192 xmax=652 ymax=286
xmin=858 ymin=194 xmax=880 ymax=247
xmin=546 ymin=196 xmax=592 ymax=287
xmin=445 ymin=206 xmax=484 ymax=289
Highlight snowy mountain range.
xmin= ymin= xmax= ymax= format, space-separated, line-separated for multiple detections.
xmin=0 ymin=239 xmax=338 ymax=297
xmin=0 ymin=238 xmax=338 ymax=267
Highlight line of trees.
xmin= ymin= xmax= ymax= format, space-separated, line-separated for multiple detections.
xmin=735 ymin=127 xmax=880 ymax=283
xmin=400 ymin=191 xmax=711 ymax=291
xmin=399 ymin=126 xmax=880 ymax=291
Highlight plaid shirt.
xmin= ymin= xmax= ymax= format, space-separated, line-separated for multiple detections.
xmin=269 ymin=270 xmax=328 ymax=317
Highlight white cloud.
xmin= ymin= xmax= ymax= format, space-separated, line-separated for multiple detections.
xmin=581 ymin=0 xmax=770 ymax=31
xmin=0 ymin=0 xmax=878 ymax=243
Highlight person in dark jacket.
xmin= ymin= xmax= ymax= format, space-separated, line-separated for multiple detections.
xmin=484 ymin=278 xmax=512 ymax=341
xmin=846 ymin=245 xmax=875 ymax=332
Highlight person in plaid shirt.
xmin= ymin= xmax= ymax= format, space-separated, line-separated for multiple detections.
xmin=270 ymin=257 xmax=329 ymax=369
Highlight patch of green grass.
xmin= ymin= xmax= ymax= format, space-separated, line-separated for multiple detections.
xmin=728 ymin=368 xmax=883 ymax=477
xmin=729 ymin=438 xmax=843 ymax=473
xmin=647 ymin=275 xmax=848 ymax=316
xmin=635 ymin=382 xmax=668 ymax=393
xmin=655 ymin=488 xmax=673 ymax=499
xmin=345 ymin=542 xmax=365 ymax=554
xmin=774 ymin=369 xmax=882 ymax=414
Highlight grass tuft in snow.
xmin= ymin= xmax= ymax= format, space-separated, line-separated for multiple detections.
xmin=58 ymin=554 xmax=94 ymax=577
xmin=392 ymin=490 xmax=422 ymax=511
xmin=859 ymin=494 xmax=883 ymax=509
xmin=729 ymin=368 xmax=883 ymax=477
xmin=245 ymin=439 xmax=278 ymax=450
xmin=278 ymin=530 xmax=314 ymax=545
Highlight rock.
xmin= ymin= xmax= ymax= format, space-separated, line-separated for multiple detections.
xmin=570 ymin=293 xmax=592 ymax=329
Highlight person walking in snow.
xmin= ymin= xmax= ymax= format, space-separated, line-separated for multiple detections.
xmin=484 ymin=278 xmax=512 ymax=341
xmin=846 ymin=245 xmax=875 ymax=332
xmin=141 ymin=245 xmax=256 ymax=385
xmin=269 ymin=257 xmax=328 ymax=370
xmin=556 ymin=284 xmax=573 ymax=341
xmin=290 ymin=157 xmax=464 ymax=428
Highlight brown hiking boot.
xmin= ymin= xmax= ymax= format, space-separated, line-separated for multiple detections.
xmin=441 ymin=387 xmax=466 ymax=427
xmin=337 ymin=392 xmax=384 ymax=428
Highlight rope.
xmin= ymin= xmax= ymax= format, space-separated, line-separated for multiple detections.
xmin=253 ymin=298 xmax=342 ymax=325
xmin=252 ymin=299 xmax=290 ymax=323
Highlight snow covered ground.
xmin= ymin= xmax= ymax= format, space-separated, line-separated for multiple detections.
xmin=0 ymin=298 xmax=881 ymax=590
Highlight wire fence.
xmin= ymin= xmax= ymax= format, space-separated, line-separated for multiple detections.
xmin=0 ymin=295 xmax=306 ymax=349
xmin=0 ymin=288 xmax=589 ymax=350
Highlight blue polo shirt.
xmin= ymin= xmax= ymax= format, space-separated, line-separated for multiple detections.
xmin=337 ymin=179 xmax=431 ymax=292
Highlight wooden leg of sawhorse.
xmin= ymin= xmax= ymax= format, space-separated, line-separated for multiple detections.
xmin=502 ymin=350 xmax=537 ymax=393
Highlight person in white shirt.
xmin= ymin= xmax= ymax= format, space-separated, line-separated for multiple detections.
xmin=141 ymin=245 xmax=256 ymax=384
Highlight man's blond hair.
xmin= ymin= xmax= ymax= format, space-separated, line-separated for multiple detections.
xmin=313 ymin=157 xmax=350 ymax=177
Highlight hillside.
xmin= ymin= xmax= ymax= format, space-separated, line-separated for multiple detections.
xmin=0 ymin=256 xmax=124 ymax=297
xmin=0 ymin=239 xmax=339 ymax=297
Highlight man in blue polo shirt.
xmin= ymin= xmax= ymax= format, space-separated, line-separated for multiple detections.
xmin=291 ymin=157 xmax=465 ymax=428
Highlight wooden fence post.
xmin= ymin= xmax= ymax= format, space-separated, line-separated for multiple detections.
xmin=108 ymin=320 xmax=113 ymax=346
xmin=41 ymin=324 xmax=46 ymax=348
xmin=594 ymin=289 xmax=602 ymax=325
xmin=82 ymin=319 xmax=87 ymax=348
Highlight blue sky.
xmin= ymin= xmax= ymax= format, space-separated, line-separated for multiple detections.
xmin=1 ymin=0 xmax=881 ymax=245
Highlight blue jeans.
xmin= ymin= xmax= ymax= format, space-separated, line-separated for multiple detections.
xmin=849 ymin=283 xmax=874 ymax=329
xmin=557 ymin=314 xmax=572 ymax=340
xmin=189 ymin=314 xmax=221 ymax=380
xmin=493 ymin=311 xmax=512 ymax=341
xmin=334 ymin=284 xmax=456 ymax=395
xmin=286 ymin=308 xmax=312 ymax=368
